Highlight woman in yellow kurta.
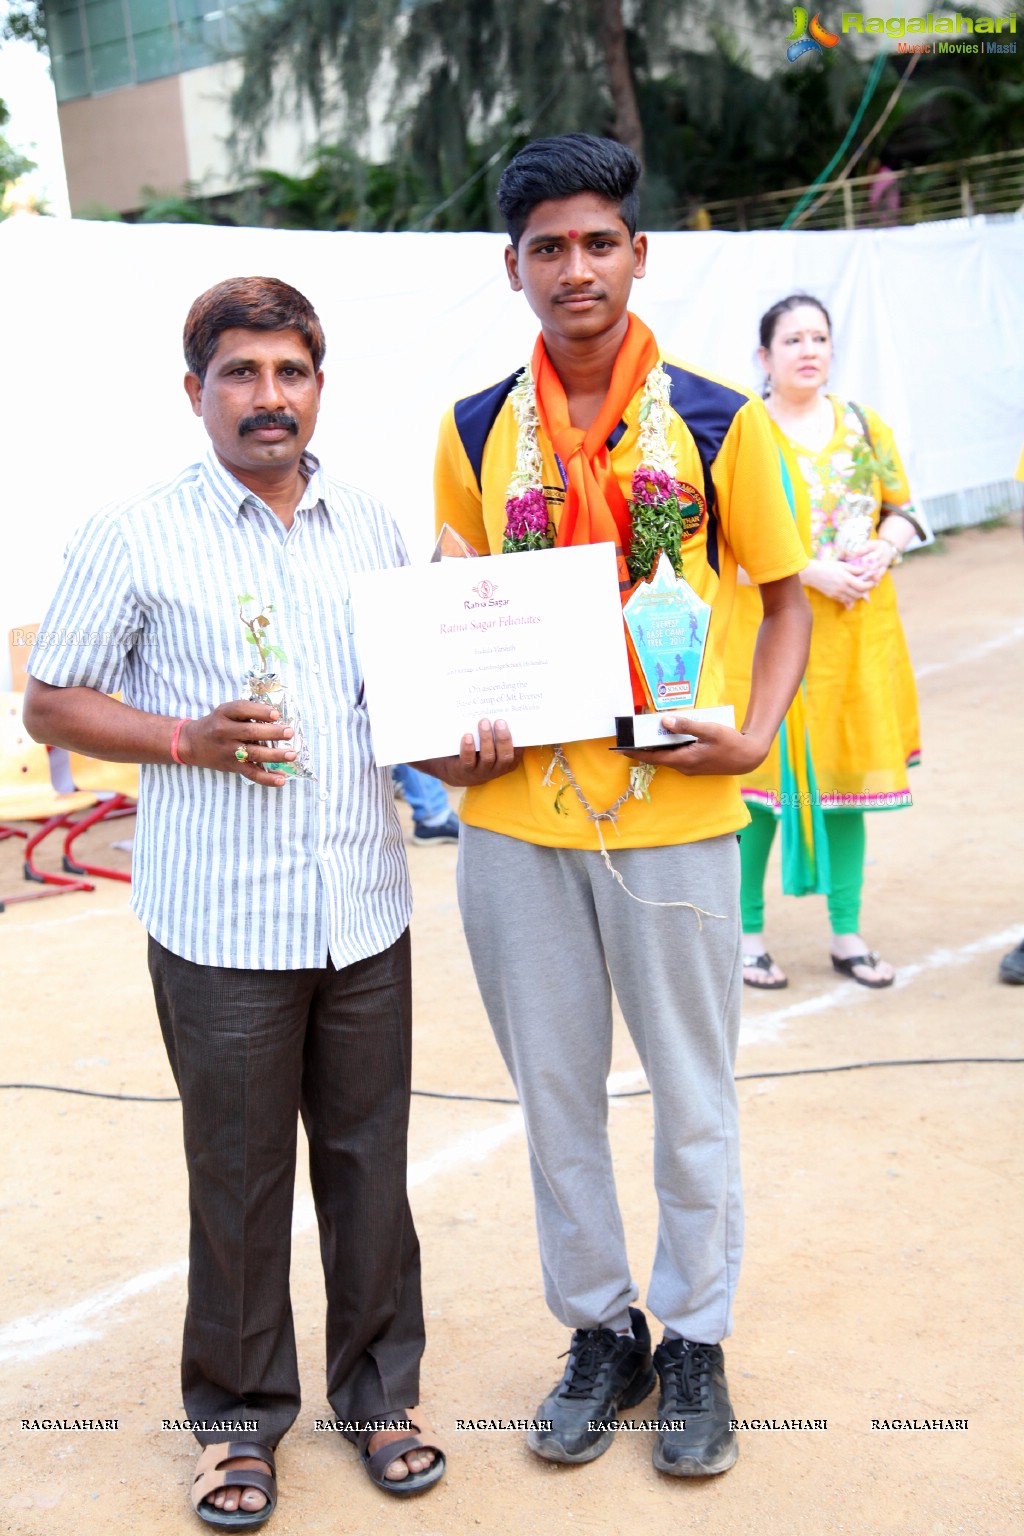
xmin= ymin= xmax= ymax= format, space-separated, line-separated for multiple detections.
xmin=724 ymin=294 xmax=923 ymax=989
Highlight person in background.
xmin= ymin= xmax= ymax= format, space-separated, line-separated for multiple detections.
xmin=724 ymin=292 xmax=924 ymax=992
xmin=392 ymin=764 xmax=460 ymax=843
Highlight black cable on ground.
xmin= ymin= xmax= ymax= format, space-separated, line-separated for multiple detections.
xmin=1 ymin=1056 xmax=1021 ymax=1108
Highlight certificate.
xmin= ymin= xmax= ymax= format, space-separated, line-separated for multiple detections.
xmin=350 ymin=543 xmax=634 ymax=766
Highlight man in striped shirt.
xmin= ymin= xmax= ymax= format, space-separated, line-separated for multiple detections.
xmin=24 ymin=277 xmax=446 ymax=1521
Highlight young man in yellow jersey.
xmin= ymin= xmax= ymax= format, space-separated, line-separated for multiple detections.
xmin=421 ymin=134 xmax=810 ymax=1478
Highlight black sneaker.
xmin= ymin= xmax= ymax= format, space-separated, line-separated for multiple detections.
xmin=527 ymin=1306 xmax=657 ymax=1463
xmin=998 ymin=938 xmax=1024 ymax=984
xmin=412 ymin=812 xmax=460 ymax=845
xmin=651 ymin=1338 xmax=738 ymax=1476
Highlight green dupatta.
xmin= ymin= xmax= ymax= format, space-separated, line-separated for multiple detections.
xmin=777 ymin=455 xmax=830 ymax=898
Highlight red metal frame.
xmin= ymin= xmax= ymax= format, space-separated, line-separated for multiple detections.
xmin=62 ymin=795 xmax=136 ymax=882
xmin=0 ymin=816 xmax=95 ymax=911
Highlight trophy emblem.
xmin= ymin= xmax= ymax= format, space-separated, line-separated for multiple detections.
xmin=614 ymin=552 xmax=732 ymax=749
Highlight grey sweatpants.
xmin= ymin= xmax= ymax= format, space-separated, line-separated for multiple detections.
xmin=458 ymin=825 xmax=743 ymax=1345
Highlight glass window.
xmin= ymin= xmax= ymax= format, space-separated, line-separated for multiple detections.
xmin=86 ymin=1 xmax=130 ymax=49
xmin=222 ymin=5 xmax=246 ymax=53
xmin=133 ymin=27 xmax=181 ymax=81
xmin=46 ymin=0 xmax=267 ymax=98
xmin=88 ymin=37 xmax=134 ymax=92
xmin=52 ymin=50 xmax=91 ymax=102
xmin=128 ymin=0 xmax=175 ymax=28
xmin=47 ymin=6 xmax=86 ymax=57
xmin=173 ymin=0 xmax=215 ymax=21
xmin=178 ymin=14 xmax=226 ymax=70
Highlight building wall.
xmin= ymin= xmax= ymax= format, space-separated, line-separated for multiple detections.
xmin=57 ymin=57 xmax=323 ymax=214
xmin=58 ymin=73 xmax=189 ymax=212
xmin=179 ymin=62 xmax=322 ymax=201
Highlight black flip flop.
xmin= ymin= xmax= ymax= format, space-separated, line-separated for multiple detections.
xmin=831 ymin=951 xmax=894 ymax=989
xmin=742 ymin=952 xmax=788 ymax=990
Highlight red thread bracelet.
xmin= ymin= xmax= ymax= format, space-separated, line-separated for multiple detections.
xmin=169 ymin=719 xmax=190 ymax=765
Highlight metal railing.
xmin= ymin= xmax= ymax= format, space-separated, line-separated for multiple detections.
xmin=674 ymin=149 xmax=1024 ymax=231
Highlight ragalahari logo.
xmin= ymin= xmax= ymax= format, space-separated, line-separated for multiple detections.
xmin=787 ymin=7 xmax=840 ymax=61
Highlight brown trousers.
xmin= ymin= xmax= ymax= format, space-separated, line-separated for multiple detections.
xmin=149 ymin=929 xmax=423 ymax=1446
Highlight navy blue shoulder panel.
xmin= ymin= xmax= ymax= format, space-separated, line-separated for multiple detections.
xmin=453 ymin=370 xmax=521 ymax=491
xmin=664 ymin=364 xmax=749 ymax=577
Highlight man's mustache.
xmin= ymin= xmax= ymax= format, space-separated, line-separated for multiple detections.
xmin=239 ymin=412 xmax=299 ymax=436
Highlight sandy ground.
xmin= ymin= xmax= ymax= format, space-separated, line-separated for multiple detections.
xmin=1 ymin=521 xmax=1022 ymax=1536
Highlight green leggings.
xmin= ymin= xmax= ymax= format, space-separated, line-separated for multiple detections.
xmin=739 ymin=803 xmax=866 ymax=936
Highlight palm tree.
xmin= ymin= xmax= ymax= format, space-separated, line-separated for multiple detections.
xmin=228 ymin=0 xmax=648 ymax=228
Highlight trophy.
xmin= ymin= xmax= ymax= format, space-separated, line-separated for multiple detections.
xmin=614 ymin=551 xmax=733 ymax=749
xmin=238 ymin=596 xmax=316 ymax=779
xmin=431 ymin=524 xmax=479 ymax=561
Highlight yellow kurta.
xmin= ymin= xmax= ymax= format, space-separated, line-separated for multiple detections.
xmin=723 ymin=397 xmax=920 ymax=811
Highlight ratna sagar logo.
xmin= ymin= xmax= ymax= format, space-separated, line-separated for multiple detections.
xmin=464 ymin=578 xmax=509 ymax=611
xmin=787 ymin=7 xmax=840 ymax=60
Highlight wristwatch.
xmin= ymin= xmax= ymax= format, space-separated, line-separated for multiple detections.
xmin=878 ymin=535 xmax=903 ymax=566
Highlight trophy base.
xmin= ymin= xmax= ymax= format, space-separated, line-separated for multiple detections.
xmin=613 ymin=704 xmax=735 ymax=750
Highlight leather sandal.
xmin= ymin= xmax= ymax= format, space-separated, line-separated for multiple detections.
xmin=831 ymin=951 xmax=894 ymax=989
xmin=356 ymin=1409 xmax=446 ymax=1497
xmin=191 ymin=1441 xmax=277 ymax=1528
xmin=742 ymin=952 xmax=788 ymax=990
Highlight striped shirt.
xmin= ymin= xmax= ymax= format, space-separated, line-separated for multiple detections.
xmin=29 ymin=449 xmax=412 ymax=970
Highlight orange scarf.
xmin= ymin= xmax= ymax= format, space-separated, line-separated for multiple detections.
xmin=532 ymin=311 xmax=660 ymax=706
xmin=533 ymin=312 xmax=659 ymax=563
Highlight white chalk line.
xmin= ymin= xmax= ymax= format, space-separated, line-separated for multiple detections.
xmin=0 ymin=903 xmax=135 ymax=935
xmin=739 ymin=925 xmax=1022 ymax=1044
xmin=1 ymin=924 xmax=1018 ymax=1364
xmin=600 ymin=926 xmax=1023 ymax=1090
xmin=0 ymin=1110 xmax=523 ymax=1366
xmin=914 ymin=623 xmax=1024 ymax=681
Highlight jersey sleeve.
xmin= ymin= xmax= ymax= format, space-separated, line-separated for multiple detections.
xmin=711 ymin=396 xmax=807 ymax=584
xmin=433 ymin=405 xmax=494 ymax=556
xmin=27 ymin=512 xmax=142 ymax=695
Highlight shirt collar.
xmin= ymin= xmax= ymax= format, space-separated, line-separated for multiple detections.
xmin=201 ymin=447 xmax=325 ymax=522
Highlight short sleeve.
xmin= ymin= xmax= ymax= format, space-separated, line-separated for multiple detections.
xmin=27 ymin=512 xmax=143 ymax=695
xmin=712 ymin=397 xmax=807 ymax=584
xmin=433 ymin=406 xmax=493 ymax=555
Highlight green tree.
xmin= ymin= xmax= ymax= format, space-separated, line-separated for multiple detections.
xmin=1 ymin=3 xmax=44 ymax=211
xmin=0 ymin=98 xmax=34 ymax=213
xmin=630 ymin=35 xmax=887 ymax=221
xmin=229 ymin=0 xmax=661 ymax=227
xmin=226 ymin=1 xmax=901 ymax=230
xmin=0 ymin=2 xmax=47 ymax=51
xmin=242 ymin=144 xmax=427 ymax=230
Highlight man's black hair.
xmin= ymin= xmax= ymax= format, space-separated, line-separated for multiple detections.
xmin=496 ymin=133 xmax=642 ymax=248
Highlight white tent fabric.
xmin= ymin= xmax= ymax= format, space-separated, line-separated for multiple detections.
xmin=2 ymin=214 xmax=1021 ymax=684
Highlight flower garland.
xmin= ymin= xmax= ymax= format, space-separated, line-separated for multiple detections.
xmin=628 ymin=363 xmax=705 ymax=583
xmin=501 ymin=360 xmax=702 ymax=577
xmin=501 ymin=360 xmax=698 ymax=821
xmin=501 ymin=368 xmax=552 ymax=553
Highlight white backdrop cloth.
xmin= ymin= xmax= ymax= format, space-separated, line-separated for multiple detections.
xmin=1 ymin=215 xmax=1021 ymax=685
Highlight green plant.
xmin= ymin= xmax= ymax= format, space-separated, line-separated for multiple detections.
xmin=848 ymin=436 xmax=901 ymax=496
xmin=238 ymin=597 xmax=288 ymax=674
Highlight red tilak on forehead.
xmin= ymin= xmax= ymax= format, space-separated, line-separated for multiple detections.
xmin=568 ymin=229 xmax=579 ymax=239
